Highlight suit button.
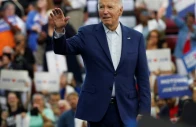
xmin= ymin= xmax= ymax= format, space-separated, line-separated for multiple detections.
xmin=109 ymin=87 xmax=113 ymax=90
xmin=114 ymin=72 xmax=117 ymax=76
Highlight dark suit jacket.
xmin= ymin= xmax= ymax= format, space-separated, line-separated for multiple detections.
xmin=58 ymin=109 xmax=75 ymax=127
xmin=53 ymin=22 xmax=151 ymax=125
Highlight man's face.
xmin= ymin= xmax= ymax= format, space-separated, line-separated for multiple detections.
xmin=98 ymin=0 xmax=123 ymax=28
xmin=187 ymin=16 xmax=194 ymax=27
xmin=5 ymin=4 xmax=15 ymax=17
xmin=67 ymin=95 xmax=78 ymax=110
xmin=33 ymin=95 xmax=44 ymax=108
xmin=49 ymin=94 xmax=60 ymax=106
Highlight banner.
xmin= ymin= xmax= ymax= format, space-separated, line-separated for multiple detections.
xmin=0 ymin=70 xmax=31 ymax=91
xmin=157 ymin=75 xmax=192 ymax=98
xmin=146 ymin=49 xmax=171 ymax=72
xmin=46 ymin=51 xmax=68 ymax=75
xmin=34 ymin=72 xmax=60 ymax=92
xmin=182 ymin=48 xmax=196 ymax=73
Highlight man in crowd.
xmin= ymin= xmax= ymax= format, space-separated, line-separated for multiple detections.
xmin=58 ymin=92 xmax=87 ymax=127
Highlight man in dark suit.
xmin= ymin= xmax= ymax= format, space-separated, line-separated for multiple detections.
xmin=50 ymin=0 xmax=151 ymax=126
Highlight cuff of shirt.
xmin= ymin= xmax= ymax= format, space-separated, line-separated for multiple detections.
xmin=54 ymin=28 xmax=65 ymax=39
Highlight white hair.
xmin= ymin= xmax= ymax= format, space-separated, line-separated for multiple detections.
xmin=98 ymin=0 xmax=123 ymax=9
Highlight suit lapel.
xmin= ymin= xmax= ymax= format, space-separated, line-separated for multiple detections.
xmin=95 ymin=23 xmax=114 ymax=68
xmin=116 ymin=24 xmax=130 ymax=71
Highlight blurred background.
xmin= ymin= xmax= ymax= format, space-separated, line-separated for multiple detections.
xmin=0 ymin=0 xmax=196 ymax=127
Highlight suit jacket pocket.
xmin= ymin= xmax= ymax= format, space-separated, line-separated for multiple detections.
xmin=82 ymin=84 xmax=96 ymax=94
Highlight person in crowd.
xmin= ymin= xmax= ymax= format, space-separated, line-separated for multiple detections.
xmin=59 ymin=72 xmax=75 ymax=99
xmin=13 ymin=33 xmax=36 ymax=79
xmin=26 ymin=0 xmax=54 ymax=52
xmin=0 ymin=108 xmax=8 ymax=127
xmin=48 ymin=92 xmax=61 ymax=126
xmin=61 ymin=0 xmax=86 ymax=31
xmin=28 ymin=93 xmax=55 ymax=127
xmin=58 ymin=92 xmax=87 ymax=127
xmin=134 ymin=9 xmax=166 ymax=42
xmin=135 ymin=0 xmax=169 ymax=19
xmin=57 ymin=100 xmax=71 ymax=115
xmin=0 ymin=46 xmax=16 ymax=70
xmin=146 ymin=30 xmax=175 ymax=91
xmin=172 ymin=11 xmax=196 ymax=76
xmin=158 ymin=98 xmax=180 ymax=121
xmin=0 ymin=6 xmax=15 ymax=56
xmin=3 ymin=2 xmax=26 ymax=35
xmin=6 ymin=92 xmax=27 ymax=127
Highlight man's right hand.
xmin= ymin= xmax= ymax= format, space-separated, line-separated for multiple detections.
xmin=50 ymin=8 xmax=70 ymax=33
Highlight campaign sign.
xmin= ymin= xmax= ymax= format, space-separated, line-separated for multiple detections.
xmin=46 ymin=51 xmax=68 ymax=75
xmin=182 ymin=48 xmax=196 ymax=73
xmin=34 ymin=72 xmax=60 ymax=92
xmin=0 ymin=70 xmax=30 ymax=91
xmin=157 ymin=75 xmax=192 ymax=98
xmin=146 ymin=49 xmax=171 ymax=72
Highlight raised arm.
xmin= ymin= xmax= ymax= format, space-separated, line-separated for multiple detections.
xmin=50 ymin=8 xmax=85 ymax=55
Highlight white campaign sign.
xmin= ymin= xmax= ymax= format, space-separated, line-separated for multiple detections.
xmin=146 ymin=49 xmax=171 ymax=72
xmin=34 ymin=72 xmax=60 ymax=92
xmin=46 ymin=51 xmax=68 ymax=75
xmin=0 ymin=70 xmax=30 ymax=91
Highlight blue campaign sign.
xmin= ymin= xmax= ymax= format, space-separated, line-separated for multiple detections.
xmin=157 ymin=75 xmax=192 ymax=99
xmin=182 ymin=48 xmax=196 ymax=73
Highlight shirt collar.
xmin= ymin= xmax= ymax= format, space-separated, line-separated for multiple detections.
xmin=102 ymin=23 xmax=121 ymax=36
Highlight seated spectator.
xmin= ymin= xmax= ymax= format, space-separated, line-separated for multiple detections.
xmin=3 ymin=2 xmax=26 ymax=35
xmin=134 ymin=9 xmax=166 ymax=43
xmin=0 ymin=7 xmax=15 ymax=56
xmin=28 ymin=93 xmax=55 ymax=127
xmin=60 ymin=72 xmax=75 ymax=99
xmin=172 ymin=11 xmax=196 ymax=75
xmin=6 ymin=92 xmax=27 ymax=127
xmin=58 ymin=92 xmax=87 ymax=127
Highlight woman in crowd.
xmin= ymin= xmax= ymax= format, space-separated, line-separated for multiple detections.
xmin=26 ymin=0 xmax=54 ymax=52
xmin=3 ymin=2 xmax=26 ymax=35
xmin=6 ymin=92 xmax=26 ymax=127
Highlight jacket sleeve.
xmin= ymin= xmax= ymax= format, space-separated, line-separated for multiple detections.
xmin=135 ymin=34 xmax=151 ymax=115
xmin=171 ymin=15 xmax=185 ymax=28
xmin=52 ymin=27 xmax=85 ymax=55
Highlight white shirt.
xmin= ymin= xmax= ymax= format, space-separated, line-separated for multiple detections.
xmin=135 ymin=0 xmax=168 ymax=11
xmin=103 ymin=24 xmax=122 ymax=96
xmin=134 ymin=19 xmax=166 ymax=33
xmin=54 ymin=23 xmax=122 ymax=96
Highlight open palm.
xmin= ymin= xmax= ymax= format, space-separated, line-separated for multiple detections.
xmin=50 ymin=8 xmax=70 ymax=30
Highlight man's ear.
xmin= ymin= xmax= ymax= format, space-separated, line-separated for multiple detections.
xmin=119 ymin=6 xmax=123 ymax=16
